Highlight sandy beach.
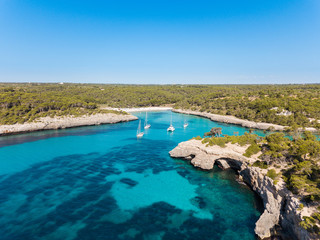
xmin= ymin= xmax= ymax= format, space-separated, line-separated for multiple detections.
xmin=1 ymin=107 xmax=317 ymax=136
xmin=0 ymin=107 xmax=170 ymax=136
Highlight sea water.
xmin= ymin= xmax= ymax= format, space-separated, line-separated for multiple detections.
xmin=0 ymin=111 xmax=263 ymax=240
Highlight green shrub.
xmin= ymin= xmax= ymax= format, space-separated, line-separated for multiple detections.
xmin=267 ymin=169 xmax=278 ymax=180
xmin=300 ymin=215 xmax=320 ymax=234
xmin=313 ymin=212 xmax=320 ymax=222
xmin=252 ymin=160 xmax=268 ymax=169
xmin=193 ymin=136 xmax=202 ymax=140
xmin=298 ymin=203 xmax=304 ymax=210
xmin=243 ymin=143 xmax=261 ymax=157
xmin=201 ymin=132 xmax=260 ymax=149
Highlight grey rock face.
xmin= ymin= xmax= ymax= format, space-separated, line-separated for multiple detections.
xmin=281 ymin=195 xmax=312 ymax=240
xmin=240 ymin=167 xmax=282 ymax=239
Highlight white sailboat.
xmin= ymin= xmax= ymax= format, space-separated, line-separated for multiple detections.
xmin=144 ymin=112 xmax=151 ymax=129
xmin=136 ymin=120 xmax=144 ymax=138
xmin=167 ymin=112 xmax=175 ymax=132
xmin=183 ymin=119 xmax=188 ymax=128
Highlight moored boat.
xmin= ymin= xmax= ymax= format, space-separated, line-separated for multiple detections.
xmin=137 ymin=120 xmax=144 ymax=138
xmin=183 ymin=119 xmax=188 ymax=128
xmin=167 ymin=112 xmax=175 ymax=132
xmin=144 ymin=112 xmax=151 ymax=129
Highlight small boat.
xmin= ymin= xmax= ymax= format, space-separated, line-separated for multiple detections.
xmin=137 ymin=120 xmax=144 ymax=138
xmin=167 ymin=125 xmax=175 ymax=132
xmin=144 ymin=112 xmax=151 ymax=129
xmin=183 ymin=120 xmax=188 ymax=128
xmin=167 ymin=112 xmax=175 ymax=132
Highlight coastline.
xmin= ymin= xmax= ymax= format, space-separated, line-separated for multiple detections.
xmin=2 ymin=106 xmax=317 ymax=136
xmin=172 ymin=108 xmax=318 ymax=132
xmin=0 ymin=113 xmax=138 ymax=136
xmin=169 ymin=139 xmax=314 ymax=240
xmin=0 ymin=106 xmax=170 ymax=136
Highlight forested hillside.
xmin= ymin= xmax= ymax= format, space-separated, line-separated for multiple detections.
xmin=0 ymin=83 xmax=319 ymax=128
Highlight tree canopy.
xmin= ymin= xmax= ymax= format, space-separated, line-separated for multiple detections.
xmin=1 ymin=83 xmax=320 ymax=127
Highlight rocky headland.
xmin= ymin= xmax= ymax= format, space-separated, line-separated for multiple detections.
xmin=169 ymin=139 xmax=316 ymax=240
xmin=0 ymin=113 xmax=137 ymax=136
xmin=172 ymin=109 xmax=318 ymax=133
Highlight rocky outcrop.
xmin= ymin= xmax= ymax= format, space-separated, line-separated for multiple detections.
xmin=169 ymin=139 xmax=314 ymax=240
xmin=240 ymin=166 xmax=282 ymax=239
xmin=169 ymin=140 xmax=247 ymax=169
xmin=281 ymin=194 xmax=314 ymax=240
xmin=0 ymin=113 xmax=138 ymax=136
xmin=172 ymin=109 xmax=318 ymax=132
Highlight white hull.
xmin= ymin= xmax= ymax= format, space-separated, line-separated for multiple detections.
xmin=167 ymin=126 xmax=175 ymax=132
xmin=183 ymin=123 xmax=188 ymax=128
xmin=144 ymin=124 xmax=151 ymax=129
xmin=137 ymin=132 xmax=144 ymax=138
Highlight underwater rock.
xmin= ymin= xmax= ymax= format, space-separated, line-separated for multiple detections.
xmin=120 ymin=178 xmax=138 ymax=187
xmin=190 ymin=196 xmax=206 ymax=209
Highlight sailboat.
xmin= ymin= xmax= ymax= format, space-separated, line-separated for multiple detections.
xmin=183 ymin=119 xmax=189 ymax=128
xmin=144 ymin=112 xmax=151 ymax=129
xmin=136 ymin=120 xmax=144 ymax=138
xmin=167 ymin=112 xmax=175 ymax=132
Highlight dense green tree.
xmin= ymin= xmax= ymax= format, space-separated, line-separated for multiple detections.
xmin=1 ymin=83 xmax=320 ymax=126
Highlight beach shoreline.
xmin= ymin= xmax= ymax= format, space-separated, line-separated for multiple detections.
xmin=0 ymin=113 xmax=138 ymax=136
xmin=1 ymin=106 xmax=317 ymax=136
xmin=172 ymin=108 xmax=318 ymax=132
xmin=109 ymin=106 xmax=317 ymax=132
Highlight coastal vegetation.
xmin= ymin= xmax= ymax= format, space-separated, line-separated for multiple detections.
xmin=0 ymin=84 xmax=126 ymax=124
xmin=1 ymin=83 xmax=320 ymax=128
xmin=200 ymin=129 xmax=320 ymax=235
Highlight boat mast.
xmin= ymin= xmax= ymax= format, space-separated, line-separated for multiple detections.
xmin=145 ymin=112 xmax=148 ymax=126
xmin=137 ymin=120 xmax=141 ymax=134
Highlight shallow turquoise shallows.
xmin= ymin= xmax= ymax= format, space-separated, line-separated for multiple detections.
xmin=0 ymin=111 xmax=263 ymax=240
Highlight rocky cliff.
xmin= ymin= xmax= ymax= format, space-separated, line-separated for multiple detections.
xmin=0 ymin=113 xmax=138 ymax=136
xmin=172 ymin=109 xmax=318 ymax=132
xmin=169 ymin=139 xmax=314 ymax=240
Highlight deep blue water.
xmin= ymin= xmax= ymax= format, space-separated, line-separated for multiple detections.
xmin=0 ymin=111 xmax=263 ymax=240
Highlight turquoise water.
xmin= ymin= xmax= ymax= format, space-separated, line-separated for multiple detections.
xmin=0 ymin=111 xmax=262 ymax=240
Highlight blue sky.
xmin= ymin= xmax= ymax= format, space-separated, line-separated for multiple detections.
xmin=0 ymin=0 xmax=319 ymax=84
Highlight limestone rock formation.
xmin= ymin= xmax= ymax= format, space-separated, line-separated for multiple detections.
xmin=0 ymin=113 xmax=138 ymax=135
xmin=169 ymin=139 xmax=314 ymax=240
xmin=172 ymin=109 xmax=318 ymax=132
